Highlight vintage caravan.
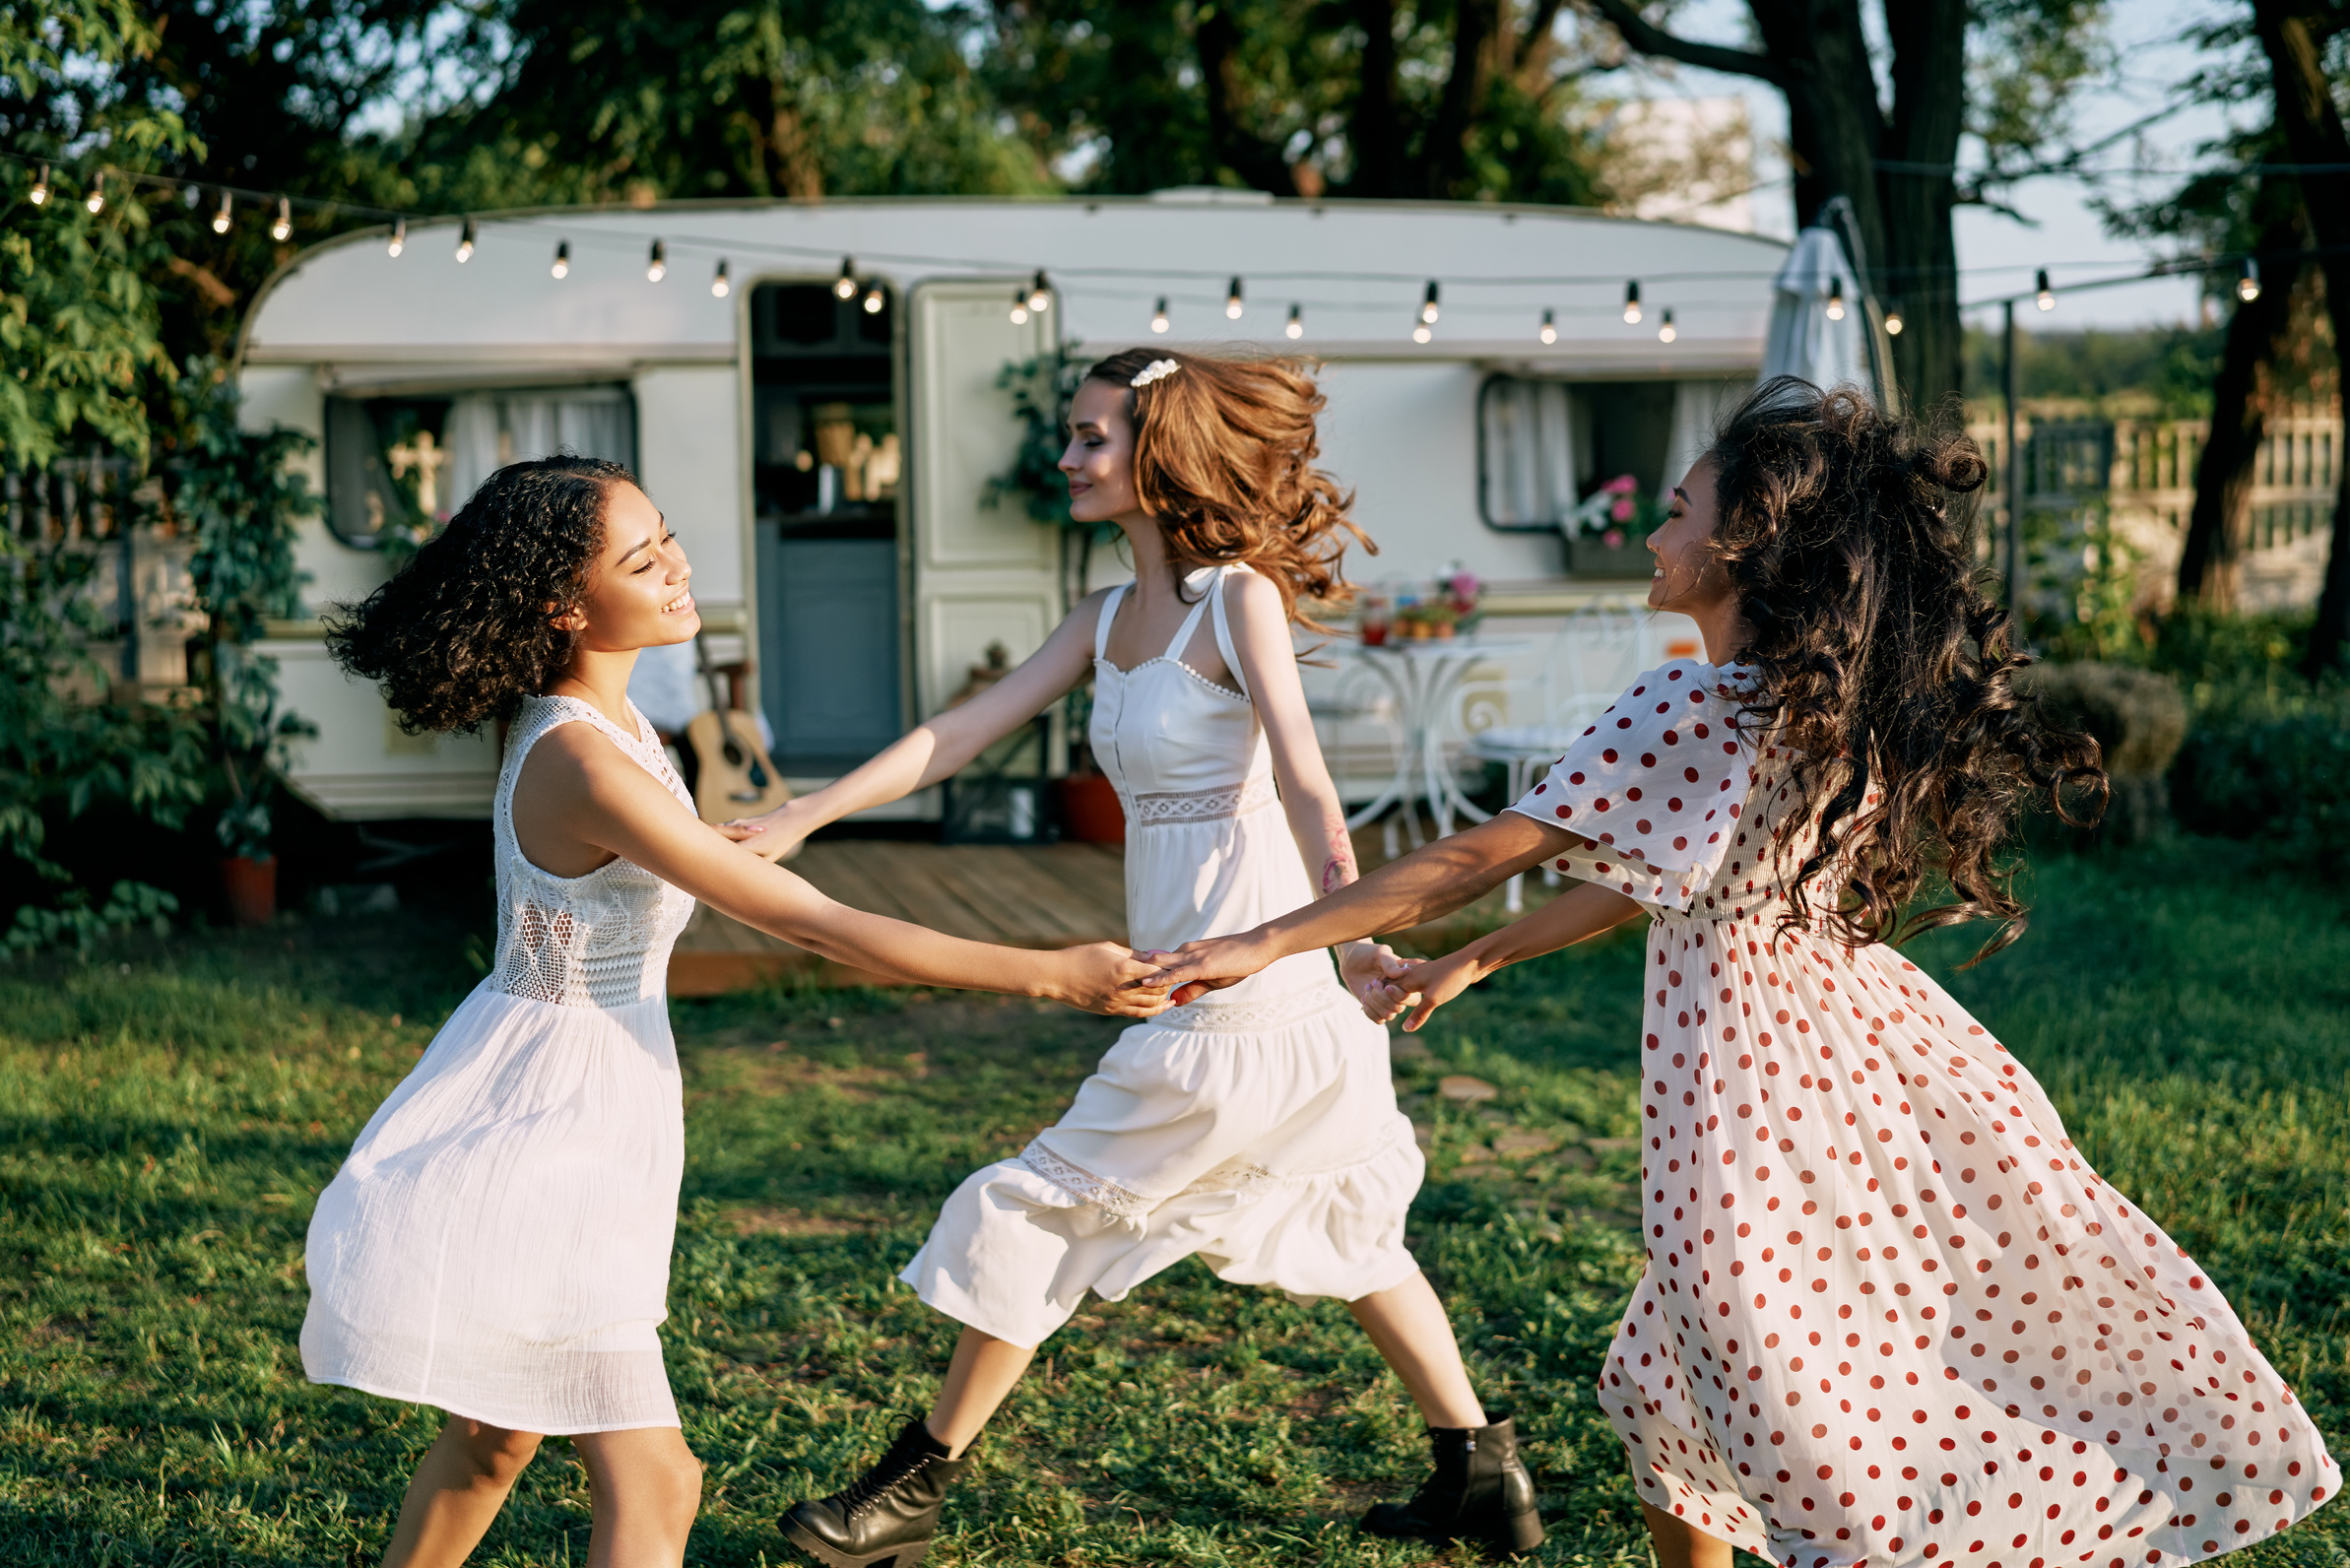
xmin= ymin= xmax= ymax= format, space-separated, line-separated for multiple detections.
xmin=235 ymin=193 xmax=1787 ymax=822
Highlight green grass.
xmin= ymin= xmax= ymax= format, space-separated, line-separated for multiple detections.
xmin=3 ymin=838 xmax=2347 ymax=1566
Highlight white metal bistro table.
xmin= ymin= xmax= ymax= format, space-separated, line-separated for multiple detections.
xmin=1340 ymin=635 xmax=1529 ymax=848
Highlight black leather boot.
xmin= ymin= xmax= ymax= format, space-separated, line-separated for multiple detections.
xmin=1360 ymin=1412 xmax=1544 ymax=1556
xmin=781 ymin=1417 xmax=971 ymax=1568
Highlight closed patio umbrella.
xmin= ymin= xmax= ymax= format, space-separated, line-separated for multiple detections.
xmin=1760 ymin=223 xmax=1900 ymax=411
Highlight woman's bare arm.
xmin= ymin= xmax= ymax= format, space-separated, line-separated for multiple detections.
xmin=516 ymin=724 xmax=1167 ymax=1013
xmin=1372 ymin=880 xmax=1647 ymax=1030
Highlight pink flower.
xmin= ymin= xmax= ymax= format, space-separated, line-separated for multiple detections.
xmin=1602 ymin=527 xmax=1625 ymax=548
xmin=1609 ymin=496 xmax=1634 ymax=523
xmin=1600 ymin=474 xmax=1638 ymax=495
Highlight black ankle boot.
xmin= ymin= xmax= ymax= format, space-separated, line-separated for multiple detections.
xmin=782 ymin=1417 xmax=971 ymax=1568
xmin=1360 ymin=1412 xmax=1544 ymax=1556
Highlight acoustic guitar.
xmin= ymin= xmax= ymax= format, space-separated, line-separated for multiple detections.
xmin=685 ymin=638 xmax=800 ymax=860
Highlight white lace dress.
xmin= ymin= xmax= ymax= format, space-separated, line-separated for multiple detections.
xmin=902 ymin=565 xmax=1423 ymax=1348
xmin=1506 ymin=660 xmax=2336 ymax=1568
xmin=301 ymin=695 xmax=699 ymax=1434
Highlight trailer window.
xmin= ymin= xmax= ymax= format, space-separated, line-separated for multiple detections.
xmin=1476 ymin=375 xmax=1748 ymax=530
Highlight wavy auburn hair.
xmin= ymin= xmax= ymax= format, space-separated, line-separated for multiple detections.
xmin=326 ymin=456 xmax=634 ymax=734
xmin=1085 ymin=348 xmax=1372 ymax=626
xmin=1708 ymin=379 xmax=2106 ymax=962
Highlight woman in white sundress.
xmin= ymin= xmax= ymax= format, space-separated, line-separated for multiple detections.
xmin=312 ymin=457 xmax=1170 ymax=1568
xmin=1150 ymin=381 xmax=2339 ymax=1568
xmin=723 ymin=349 xmax=1545 ymax=1566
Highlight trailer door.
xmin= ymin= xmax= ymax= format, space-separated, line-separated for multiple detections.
xmin=906 ymin=279 xmax=1060 ymax=724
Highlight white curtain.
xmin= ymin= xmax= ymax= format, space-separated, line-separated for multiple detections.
xmin=1480 ymin=378 xmax=1578 ymax=526
xmin=1659 ymin=380 xmax=1753 ymax=504
xmin=444 ymin=386 xmax=637 ymax=518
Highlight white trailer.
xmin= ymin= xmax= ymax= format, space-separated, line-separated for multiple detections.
xmin=235 ymin=192 xmax=1786 ymax=821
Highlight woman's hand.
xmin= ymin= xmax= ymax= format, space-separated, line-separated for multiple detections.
xmin=1338 ymin=941 xmax=1415 ymax=1023
xmin=1150 ymin=930 xmax=1280 ymax=1006
xmin=716 ymin=799 xmax=817 ymax=863
xmin=1037 ymin=943 xmax=1176 ymax=1017
xmin=1394 ymin=948 xmax=1483 ymax=1032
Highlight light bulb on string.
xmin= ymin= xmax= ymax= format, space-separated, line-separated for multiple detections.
xmin=1411 ymin=314 xmax=1432 ymax=345
xmin=1884 ymin=301 xmax=1905 ymax=336
xmin=1420 ymin=281 xmax=1440 ymax=325
xmin=1225 ymin=276 xmax=1245 ymax=320
xmin=271 ymin=197 xmax=293 ymax=242
xmin=2035 ymin=269 xmax=2055 ymax=311
xmin=84 ymin=173 xmax=103 ymax=215
xmin=834 ymin=258 xmax=858 ymax=300
xmin=862 ymin=283 xmax=884 ymax=314
xmin=1285 ymin=303 xmax=1303 ymax=340
xmin=1538 ymin=307 xmax=1557 ymax=345
xmin=646 ymin=239 xmax=667 ymax=283
xmin=2236 ymin=259 xmax=2261 ymax=303
xmin=1027 ymin=270 xmax=1052 ymax=313
xmin=387 ymin=217 xmax=406 ymax=257
xmin=1010 ymin=287 xmax=1029 ymax=325
xmin=551 ymin=240 xmax=569 ymax=279
xmin=211 ymin=190 xmax=231 ymax=233
xmin=1658 ymin=308 xmax=1676 ymax=344
xmin=455 ymin=218 xmax=476 ymax=263
xmin=1826 ymin=278 xmax=1847 ymax=322
xmin=1622 ymin=281 xmax=1642 ymax=324
xmin=712 ymin=260 xmax=731 ymax=298
xmin=1150 ymin=297 xmax=1170 ymax=334
xmin=29 ymin=164 xmax=48 ymax=206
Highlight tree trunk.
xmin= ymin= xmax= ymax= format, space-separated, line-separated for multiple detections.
xmin=1347 ymin=0 xmax=1403 ymax=198
xmin=1196 ymin=6 xmax=1293 ymax=193
xmin=2179 ymin=212 xmax=2303 ymax=608
xmin=1877 ymin=0 xmax=1967 ymax=410
xmin=1424 ymin=0 xmax=1504 ymax=197
xmin=2252 ymin=0 xmax=2350 ymax=677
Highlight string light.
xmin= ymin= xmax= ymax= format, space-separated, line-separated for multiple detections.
xmin=1285 ymin=303 xmax=1303 ymax=339
xmin=1411 ymin=313 xmax=1432 ymax=345
xmin=1010 ymin=287 xmax=1029 ymax=325
xmin=647 ymin=239 xmax=667 ymax=283
xmin=29 ymin=164 xmax=48 ymax=206
xmin=833 ymin=257 xmax=858 ymax=300
xmin=1538 ymin=307 xmax=1556 ymax=345
xmin=1826 ymin=277 xmax=1847 ymax=321
xmin=2236 ymin=259 xmax=2261 ymax=303
xmin=84 ymin=173 xmax=103 ymax=215
xmin=1420 ymin=281 xmax=1441 ymax=325
xmin=1622 ymin=281 xmax=1642 ymax=324
xmin=1027 ymin=270 xmax=1051 ymax=313
xmin=713 ymin=259 xmax=731 ymax=297
xmin=1225 ymin=276 xmax=1245 ymax=320
xmin=1150 ymin=297 xmax=1170 ymax=334
xmin=862 ymin=282 xmax=884 ymax=314
xmin=1659 ymin=308 xmax=1676 ymax=344
xmin=551 ymin=240 xmax=569 ymax=279
xmin=271 ymin=196 xmax=292 ymax=242
xmin=1884 ymin=300 xmax=1905 ymax=336
xmin=2035 ymin=269 xmax=2055 ymax=311
xmin=387 ymin=217 xmax=406 ymax=257
xmin=212 ymin=190 xmax=231 ymax=233
xmin=454 ymin=218 xmax=476 ymax=263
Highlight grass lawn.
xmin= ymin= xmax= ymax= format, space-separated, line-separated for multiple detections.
xmin=3 ymin=837 xmax=2348 ymax=1567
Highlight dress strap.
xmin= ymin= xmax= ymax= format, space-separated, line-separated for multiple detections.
xmin=1207 ymin=564 xmax=1251 ymax=702
xmin=1163 ymin=567 xmax=1220 ymax=661
xmin=1094 ymin=582 xmax=1131 ymax=662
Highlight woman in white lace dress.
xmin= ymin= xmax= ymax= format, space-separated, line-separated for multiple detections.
xmin=314 ymin=457 xmax=1169 ymax=1568
xmin=726 ymin=350 xmax=1544 ymax=1566
xmin=1152 ymin=383 xmax=2338 ymax=1568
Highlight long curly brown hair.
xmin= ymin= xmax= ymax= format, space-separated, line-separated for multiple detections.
xmin=326 ymin=456 xmax=634 ymax=734
xmin=1086 ymin=348 xmax=1372 ymax=627
xmin=1709 ymin=379 xmax=2106 ymax=962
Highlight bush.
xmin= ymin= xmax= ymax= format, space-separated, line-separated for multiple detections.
xmin=2171 ymin=677 xmax=2350 ymax=881
xmin=2018 ymin=662 xmax=2187 ymax=843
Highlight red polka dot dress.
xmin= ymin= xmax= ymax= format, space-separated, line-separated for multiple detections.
xmin=1506 ymin=660 xmax=2337 ymax=1568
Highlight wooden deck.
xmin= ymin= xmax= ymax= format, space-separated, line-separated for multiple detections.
xmin=669 ymin=841 xmax=1129 ymax=995
xmin=667 ymin=821 xmax=1563 ymax=996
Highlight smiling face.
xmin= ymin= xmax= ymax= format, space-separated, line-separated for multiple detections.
xmin=1646 ymin=454 xmax=1732 ymax=619
xmin=556 ymin=481 xmax=698 ymax=651
xmin=1059 ymin=377 xmax=1144 ymax=523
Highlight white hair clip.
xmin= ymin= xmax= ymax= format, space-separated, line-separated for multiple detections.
xmin=1130 ymin=359 xmax=1181 ymax=389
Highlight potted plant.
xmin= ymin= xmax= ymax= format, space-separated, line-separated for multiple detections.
xmin=1567 ymin=475 xmax=1659 ymax=578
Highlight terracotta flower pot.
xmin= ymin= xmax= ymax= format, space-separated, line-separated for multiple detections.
xmin=220 ymin=855 xmax=278 ymax=926
xmin=1058 ymin=773 xmax=1126 ymax=845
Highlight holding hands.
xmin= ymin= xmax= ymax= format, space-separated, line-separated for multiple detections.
xmin=716 ymin=800 xmax=818 ymax=863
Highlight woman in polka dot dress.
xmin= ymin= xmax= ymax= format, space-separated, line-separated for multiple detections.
xmin=1151 ymin=381 xmax=2338 ymax=1568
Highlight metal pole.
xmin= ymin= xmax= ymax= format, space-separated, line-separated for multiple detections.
xmin=2002 ymin=298 xmax=2024 ymax=623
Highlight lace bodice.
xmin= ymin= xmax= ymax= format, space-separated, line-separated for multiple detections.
xmin=490 ymin=694 xmax=697 ymax=1009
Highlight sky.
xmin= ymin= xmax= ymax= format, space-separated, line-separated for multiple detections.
xmin=1621 ymin=0 xmax=2244 ymax=331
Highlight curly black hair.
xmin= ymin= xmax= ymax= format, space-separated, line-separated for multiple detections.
xmin=326 ymin=456 xmax=636 ymax=735
xmin=1707 ymin=379 xmax=2108 ymax=963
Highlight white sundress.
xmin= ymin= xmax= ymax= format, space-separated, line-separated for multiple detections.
xmin=902 ymin=564 xmax=1424 ymax=1348
xmin=1505 ymin=659 xmax=2337 ymax=1568
xmin=301 ymin=694 xmax=698 ymax=1435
